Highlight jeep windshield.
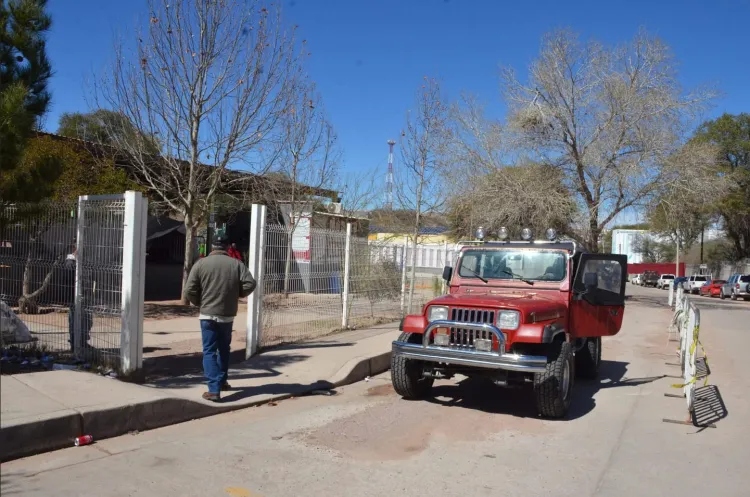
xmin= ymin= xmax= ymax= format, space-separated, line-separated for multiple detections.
xmin=458 ymin=249 xmax=566 ymax=282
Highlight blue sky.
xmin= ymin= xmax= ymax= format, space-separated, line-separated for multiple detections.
xmin=45 ymin=0 xmax=750 ymax=188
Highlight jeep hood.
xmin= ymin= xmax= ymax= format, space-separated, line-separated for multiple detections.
xmin=428 ymin=291 xmax=567 ymax=317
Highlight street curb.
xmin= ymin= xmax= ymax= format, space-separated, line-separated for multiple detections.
xmin=0 ymin=350 xmax=392 ymax=462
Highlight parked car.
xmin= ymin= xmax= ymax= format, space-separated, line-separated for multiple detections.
xmin=657 ymin=274 xmax=675 ymax=290
xmin=630 ymin=274 xmax=641 ymax=284
xmin=392 ymin=231 xmax=628 ymax=419
xmin=641 ymin=270 xmax=659 ymax=287
xmin=683 ymin=274 xmax=709 ymax=294
xmin=699 ymin=279 xmax=726 ymax=297
xmin=720 ymin=274 xmax=750 ymax=301
xmin=673 ymin=276 xmax=688 ymax=290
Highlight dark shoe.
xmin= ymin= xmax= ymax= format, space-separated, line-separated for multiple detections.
xmin=220 ymin=382 xmax=232 ymax=391
xmin=202 ymin=392 xmax=221 ymax=402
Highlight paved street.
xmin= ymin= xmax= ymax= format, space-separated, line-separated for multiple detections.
xmin=2 ymin=284 xmax=749 ymax=497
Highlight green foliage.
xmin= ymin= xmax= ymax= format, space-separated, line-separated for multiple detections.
xmin=0 ymin=0 xmax=55 ymax=202
xmin=24 ymin=136 xmax=141 ymax=200
xmin=691 ymin=113 xmax=750 ymax=259
xmin=633 ymin=235 xmax=675 ymax=263
xmin=57 ymin=109 xmax=161 ymax=155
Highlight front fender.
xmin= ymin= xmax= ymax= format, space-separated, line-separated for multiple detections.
xmin=400 ymin=314 xmax=428 ymax=334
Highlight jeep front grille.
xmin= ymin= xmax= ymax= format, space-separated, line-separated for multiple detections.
xmin=448 ymin=307 xmax=496 ymax=348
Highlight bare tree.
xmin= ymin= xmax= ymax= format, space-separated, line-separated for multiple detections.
xmin=271 ymin=83 xmax=339 ymax=295
xmin=648 ymin=140 xmax=727 ymax=262
xmin=96 ymin=0 xmax=304 ymax=302
xmin=397 ymin=77 xmax=450 ymax=312
xmin=501 ymin=28 xmax=716 ymax=251
xmin=448 ymin=161 xmax=578 ymax=240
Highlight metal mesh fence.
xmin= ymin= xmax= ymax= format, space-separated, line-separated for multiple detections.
xmin=260 ymin=223 xmax=347 ymax=348
xmin=75 ymin=198 xmax=126 ymax=367
xmin=347 ymin=239 xmax=404 ymax=327
xmin=1 ymin=199 xmax=125 ymax=369
xmin=1 ymin=203 xmax=77 ymax=357
xmin=258 ymin=223 xmax=448 ymax=348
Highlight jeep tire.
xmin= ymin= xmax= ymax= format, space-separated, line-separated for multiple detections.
xmin=720 ymin=289 xmax=726 ymax=300
xmin=575 ymin=337 xmax=601 ymax=379
xmin=534 ymin=341 xmax=574 ymax=418
xmin=391 ymin=332 xmax=433 ymax=399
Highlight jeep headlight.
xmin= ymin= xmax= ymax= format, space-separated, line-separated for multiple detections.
xmin=427 ymin=305 xmax=449 ymax=322
xmin=497 ymin=310 xmax=520 ymax=330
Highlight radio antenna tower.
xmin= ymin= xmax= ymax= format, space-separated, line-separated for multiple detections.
xmin=386 ymin=139 xmax=396 ymax=210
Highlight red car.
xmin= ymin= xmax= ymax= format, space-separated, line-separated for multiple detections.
xmin=699 ymin=279 xmax=726 ymax=297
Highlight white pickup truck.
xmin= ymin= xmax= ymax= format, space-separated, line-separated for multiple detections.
xmin=657 ymin=274 xmax=675 ymax=290
xmin=683 ymin=274 xmax=709 ymax=294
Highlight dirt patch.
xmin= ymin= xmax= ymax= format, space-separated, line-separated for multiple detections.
xmin=300 ymin=381 xmax=548 ymax=461
xmin=366 ymin=383 xmax=395 ymax=396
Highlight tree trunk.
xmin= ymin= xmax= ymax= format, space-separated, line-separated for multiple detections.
xmin=181 ymin=214 xmax=195 ymax=305
xmin=18 ymin=234 xmax=58 ymax=314
xmin=587 ymin=216 xmax=601 ymax=253
xmin=282 ymin=228 xmax=294 ymax=296
xmin=407 ymin=233 xmax=419 ymax=314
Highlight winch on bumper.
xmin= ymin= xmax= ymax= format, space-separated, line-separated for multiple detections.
xmin=392 ymin=320 xmax=548 ymax=373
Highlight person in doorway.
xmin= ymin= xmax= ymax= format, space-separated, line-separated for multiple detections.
xmin=227 ymin=242 xmax=243 ymax=263
xmin=185 ymin=234 xmax=256 ymax=402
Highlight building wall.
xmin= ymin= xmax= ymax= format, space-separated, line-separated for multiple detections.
xmin=611 ymin=229 xmax=648 ymax=263
xmin=368 ymin=232 xmax=450 ymax=244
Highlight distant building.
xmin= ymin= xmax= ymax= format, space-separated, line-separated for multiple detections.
xmin=611 ymin=229 xmax=649 ymax=263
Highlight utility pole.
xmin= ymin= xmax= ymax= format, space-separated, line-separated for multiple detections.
xmin=386 ymin=139 xmax=395 ymax=210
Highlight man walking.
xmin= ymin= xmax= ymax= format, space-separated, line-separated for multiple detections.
xmin=185 ymin=235 xmax=256 ymax=402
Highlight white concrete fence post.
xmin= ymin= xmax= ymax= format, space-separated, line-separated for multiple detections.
xmin=246 ymin=204 xmax=267 ymax=359
xmin=441 ymin=241 xmax=448 ymax=295
xmin=341 ymin=223 xmax=352 ymax=329
xmin=120 ymin=191 xmax=147 ymax=375
xmin=400 ymin=235 xmax=408 ymax=314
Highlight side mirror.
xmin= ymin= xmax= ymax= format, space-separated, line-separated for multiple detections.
xmin=583 ymin=272 xmax=598 ymax=290
xmin=442 ymin=266 xmax=453 ymax=282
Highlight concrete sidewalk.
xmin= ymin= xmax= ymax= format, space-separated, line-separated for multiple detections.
xmin=0 ymin=324 xmax=399 ymax=462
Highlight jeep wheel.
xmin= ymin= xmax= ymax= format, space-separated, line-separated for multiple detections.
xmin=720 ymin=290 xmax=726 ymax=300
xmin=534 ymin=341 xmax=574 ymax=418
xmin=391 ymin=332 xmax=433 ymax=399
xmin=575 ymin=337 xmax=601 ymax=379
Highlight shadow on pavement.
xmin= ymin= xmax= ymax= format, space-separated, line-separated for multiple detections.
xmin=143 ymin=350 xmax=311 ymax=387
xmin=219 ymin=380 xmax=335 ymax=403
xmin=423 ymin=360 xmax=666 ymax=421
xmin=691 ymin=384 xmax=729 ymax=428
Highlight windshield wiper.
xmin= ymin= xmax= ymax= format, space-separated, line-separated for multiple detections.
xmin=461 ymin=263 xmax=488 ymax=283
xmin=503 ymin=269 xmax=534 ymax=286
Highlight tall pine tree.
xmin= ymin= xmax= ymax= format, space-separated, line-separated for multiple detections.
xmin=0 ymin=0 xmax=59 ymax=203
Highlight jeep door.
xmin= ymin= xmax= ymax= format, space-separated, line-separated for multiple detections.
xmin=570 ymin=254 xmax=627 ymax=338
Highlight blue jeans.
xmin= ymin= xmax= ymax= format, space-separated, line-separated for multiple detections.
xmin=200 ymin=320 xmax=233 ymax=394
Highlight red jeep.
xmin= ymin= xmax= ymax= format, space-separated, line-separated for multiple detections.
xmin=391 ymin=228 xmax=627 ymax=418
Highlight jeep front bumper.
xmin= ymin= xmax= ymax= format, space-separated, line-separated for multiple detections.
xmin=392 ymin=320 xmax=548 ymax=373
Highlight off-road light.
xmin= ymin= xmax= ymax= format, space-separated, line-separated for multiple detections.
xmin=497 ymin=227 xmax=509 ymax=240
xmin=434 ymin=327 xmax=450 ymax=346
xmin=476 ymin=226 xmax=486 ymax=241
xmin=520 ymin=227 xmax=533 ymax=241
xmin=545 ymin=228 xmax=557 ymax=241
